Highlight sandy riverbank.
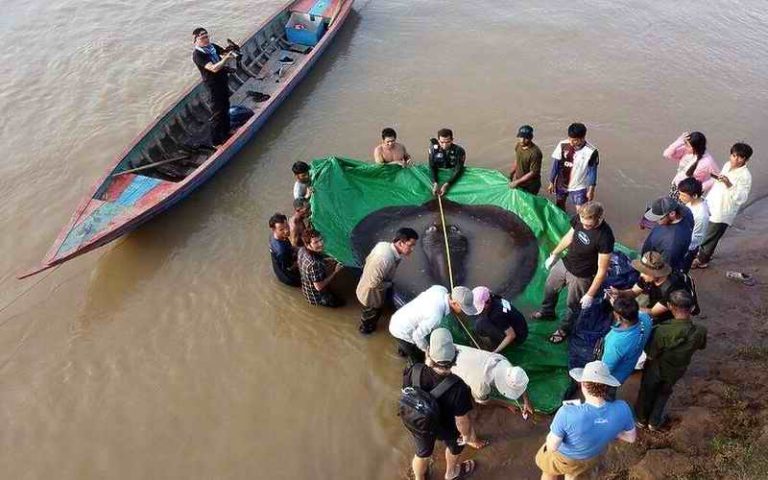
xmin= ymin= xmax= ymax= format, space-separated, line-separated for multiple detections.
xmin=406 ymin=197 xmax=768 ymax=480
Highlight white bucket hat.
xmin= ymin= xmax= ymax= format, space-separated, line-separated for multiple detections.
xmin=492 ymin=359 xmax=529 ymax=400
xmin=569 ymin=360 xmax=620 ymax=387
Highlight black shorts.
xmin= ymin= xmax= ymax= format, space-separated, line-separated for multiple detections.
xmin=410 ymin=429 xmax=464 ymax=458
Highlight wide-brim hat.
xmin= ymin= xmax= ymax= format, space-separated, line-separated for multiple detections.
xmin=569 ymin=360 xmax=620 ymax=387
xmin=493 ymin=359 xmax=529 ymax=400
xmin=631 ymin=251 xmax=672 ymax=277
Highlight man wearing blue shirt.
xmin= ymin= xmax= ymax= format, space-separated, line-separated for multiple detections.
xmin=536 ymin=361 xmax=636 ymax=479
xmin=602 ymin=298 xmax=653 ymax=384
xmin=642 ymin=197 xmax=694 ymax=272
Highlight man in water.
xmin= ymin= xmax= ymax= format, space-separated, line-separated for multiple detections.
xmin=288 ymin=198 xmax=311 ymax=248
xmin=268 ymin=213 xmax=300 ymax=287
xmin=192 ymin=27 xmax=235 ymax=146
xmin=509 ymin=125 xmax=543 ymax=195
xmin=374 ymin=127 xmax=411 ymax=167
xmin=356 ymin=227 xmax=419 ymax=334
xmin=429 ymin=128 xmax=466 ymax=197
xmin=297 ymin=229 xmax=344 ymax=307
xmin=548 ymin=122 xmax=599 ymax=211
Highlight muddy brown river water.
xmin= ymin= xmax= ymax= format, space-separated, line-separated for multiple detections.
xmin=1 ymin=0 xmax=767 ymax=478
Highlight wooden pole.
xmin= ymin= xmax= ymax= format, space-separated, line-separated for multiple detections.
xmin=112 ymin=155 xmax=190 ymax=177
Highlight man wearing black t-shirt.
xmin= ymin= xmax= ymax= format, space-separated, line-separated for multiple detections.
xmin=471 ymin=286 xmax=528 ymax=352
xmin=403 ymin=328 xmax=481 ymax=480
xmin=268 ymin=213 xmax=300 ymax=287
xmin=608 ymin=251 xmax=691 ymax=323
xmin=532 ymin=202 xmax=615 ymax=344
xmin=192 ymin=27 xmax=235 ymax=146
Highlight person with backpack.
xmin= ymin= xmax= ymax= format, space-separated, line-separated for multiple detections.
xmin=607 ymin=251 xmax=699 ymax=323
xmin=635 ymin=290 xmax=707 ymax=431
xmin=400 ymin=328 xmax=482 ymax=480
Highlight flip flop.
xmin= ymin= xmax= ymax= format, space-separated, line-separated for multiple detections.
xmin=726 ymin=271 xmax=756 ymax=286
xmin=466 ymin=438 xmax=490 ymax=449
xmin=446 ymin=459 xmax=476 ymax=480
xmin=548 ymin=329 xmax=567 ymax=344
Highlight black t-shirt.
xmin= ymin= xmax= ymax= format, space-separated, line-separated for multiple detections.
xmin=637 ymin=271 xmax=688 ymax=321
xmin=429 ymin=143 xmax=466 ymax=185
xmin=563 ymin=215 xmax=615 ymax=278
xmin=403 ymin=364 xmax=473 ymax=435
xmin=269 ymin=236 xmax=300 ymax=287
xmin=193 ymin=44 xmax=228 ymax=85
xmin=475 ymin=295 xmax=528 ymax=346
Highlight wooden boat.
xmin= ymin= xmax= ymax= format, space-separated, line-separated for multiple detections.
xmin=20 ymin=0 xmax=353 ymax=279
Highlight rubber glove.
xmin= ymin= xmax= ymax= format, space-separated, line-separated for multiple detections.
xmin=580 ymin=294 xmax=594 ymax=310
xmin=544 ymin=254 xmax=557 ymax=270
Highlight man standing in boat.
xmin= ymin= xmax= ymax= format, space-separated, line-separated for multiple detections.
xmin=429 ymin=128 xmax=466 ymax=196
xmin=192 ymin=27 xmax=235 ymax=146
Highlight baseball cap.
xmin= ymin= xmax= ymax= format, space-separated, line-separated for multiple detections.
xmin=643 ymin=196 xmax=680 ymax=222
xmin=631 ymin=251 xmax=672 ymax=278
xmin=517 ymin=125 xmax=534 ymax=140
xmin=429 ymin=328 xmax=457 ymax=364
xmin=451 ymin=286 xmax=479 ymax=315
xmin=569 ymin=360 xmax=620 ymax=387
xmin=472 ymin=286 xmax=491 ymax=314
xmin=493 ymin=359 xmax=529 ymax=400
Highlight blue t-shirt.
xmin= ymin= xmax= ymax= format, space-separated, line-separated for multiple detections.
xmin=550 ymin=400 xmax=635 ymax=460
xmin=641 ymin=206 xmax=694 ymax=271
xmin=602 ymin=313 xmax=653 ymax=383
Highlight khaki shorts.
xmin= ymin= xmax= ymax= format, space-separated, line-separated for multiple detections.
xmin=535 ymin=444 xmax=600 ymax=477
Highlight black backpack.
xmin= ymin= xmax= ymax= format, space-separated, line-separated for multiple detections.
xmin=680 ymin=272 xmax=701 ymax=316
xmin=399 ymin=364 xmax=459 ymax=435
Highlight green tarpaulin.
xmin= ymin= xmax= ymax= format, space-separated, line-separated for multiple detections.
xmin=309 ymin=157 xmax=587 ymax=413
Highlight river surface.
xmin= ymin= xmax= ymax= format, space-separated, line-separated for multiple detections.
xmin=1 ymin=0 xmax=767 ymax=478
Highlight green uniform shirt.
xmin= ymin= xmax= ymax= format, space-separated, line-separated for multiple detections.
xmin=644 ymin=318 xmax=707 ymax=383
xmin=512 ymin=142 xmax=542 ymax=194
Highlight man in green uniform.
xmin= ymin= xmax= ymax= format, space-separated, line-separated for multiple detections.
xmin=635 ymin=290 xmax=707 ymax=431
xmin=509 ymin=124 xmax=543 ymax=195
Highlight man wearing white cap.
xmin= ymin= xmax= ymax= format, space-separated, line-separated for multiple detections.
xmin=451 ymin=345 xmax=533 ymax=418
xmin=401 ymin=328 xmax=481 ymax=480
xmin=389 ymin=285 xmax=479 ymax=366
xmin=535 ymin=360 xmax=636 ymax=479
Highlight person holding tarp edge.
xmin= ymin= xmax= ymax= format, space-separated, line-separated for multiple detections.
xmin=192 ymin=27 xmax=235 ymax=147
xmin=429 ymin=128 xmax=466 ymax=196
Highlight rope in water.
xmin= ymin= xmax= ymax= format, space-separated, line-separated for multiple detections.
xmin=436 ymin=195 xmax=481 ymax=349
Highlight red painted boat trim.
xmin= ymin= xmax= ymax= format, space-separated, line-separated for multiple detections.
xmin=18 ymin=0 xmax=354 ymax=279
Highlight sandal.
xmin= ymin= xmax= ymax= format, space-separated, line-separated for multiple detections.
xmin=466 ymin=438 xmax=490 ymax=449
xmin=531 ymin=311 xmax=555 ymax=321
xmin=446 ymin=459 xmax=476 ymax=480
xmin=726 ymin=271 xmax=757 ymax=286
xmin=548 ymin=329 xmax=567 ymax=344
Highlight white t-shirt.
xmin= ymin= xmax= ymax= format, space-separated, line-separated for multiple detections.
xmin=389 ymin=285 xmax=449 ymax=351
xmin=706 ymin=163 xmax=752 ymax=225
xmin=685 ymin=200 xmax=710 ymax=250
xmin=452 ymin=345 xmax=526 ymax=401
xmin=551 ymin=140 xmax=599 ymax=191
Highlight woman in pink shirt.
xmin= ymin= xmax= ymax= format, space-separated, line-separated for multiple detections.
xmin=663 ymin=131 xmax=720 ymax=197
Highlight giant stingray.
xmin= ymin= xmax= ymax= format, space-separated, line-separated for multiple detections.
xmin=350 ymin=199 xmax=539 ymax=303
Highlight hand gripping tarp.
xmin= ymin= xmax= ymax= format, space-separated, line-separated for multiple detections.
xmin=309 ymin=157 xmax=625 ymax=413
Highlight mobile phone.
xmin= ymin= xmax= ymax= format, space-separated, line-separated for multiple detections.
xmin=710 ymin=173 xmax=721 ymax=179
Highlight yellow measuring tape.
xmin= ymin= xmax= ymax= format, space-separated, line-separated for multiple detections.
xmin=436 ymin=194 xmax=481 ymax=349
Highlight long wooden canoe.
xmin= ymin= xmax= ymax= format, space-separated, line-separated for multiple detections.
xmin=20 ymin=0 xmax=353 ymax=279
